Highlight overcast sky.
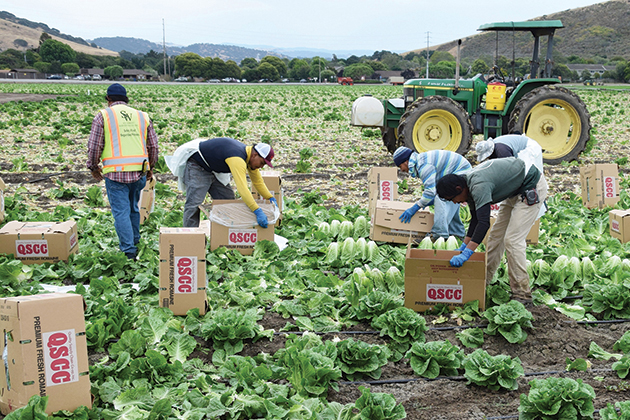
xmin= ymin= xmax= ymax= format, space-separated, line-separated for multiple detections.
xmin=4 ymin=0 xmax=604 ymax=53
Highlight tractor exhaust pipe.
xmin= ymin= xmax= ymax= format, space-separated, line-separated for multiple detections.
xmin=454 ymin=39 xmax=462 ymax=94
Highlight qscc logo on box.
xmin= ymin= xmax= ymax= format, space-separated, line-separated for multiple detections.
xmin=43 ymin=329 xmax=79 ymax=386
xmin=379 ymin=180 xmax=394 ymax=201
xmin=604 ymin=176 xmax=616 ymax=198
xmin=426 ymin=284 xmax=463 ymax=303
xmin=16 ymin=240 xmax=49 ymax=257
xmin=229 ymin=229 xmax=258 ymax=245
xmin=611 ymin=219 xmax=620 ymax=233
xmin=175 ymin=256 xmax=197 ymax=294
xmin=69 ymin=232 xmax=78 ymax=250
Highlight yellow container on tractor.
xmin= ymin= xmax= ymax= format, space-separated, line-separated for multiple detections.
xmin=486 ymin=82 xmax=506 ymax=111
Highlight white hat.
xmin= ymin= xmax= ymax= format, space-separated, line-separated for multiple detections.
xmin=476 ymin=139 xmax=495 ymax=162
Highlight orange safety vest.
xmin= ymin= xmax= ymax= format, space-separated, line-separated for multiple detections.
xmin=100 ymin=104 xmax=149 ymax=173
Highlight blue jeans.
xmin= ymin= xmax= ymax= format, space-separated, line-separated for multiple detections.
xmin=183 ymin=160 xmax=235 ymax=227
xmin=431 ymin=198 xmax=466 ymax=239
xmin=105 ymin=176 xmax=146 ymax=255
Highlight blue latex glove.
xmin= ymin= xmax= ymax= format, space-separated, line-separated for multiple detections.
xmin=269 ymin=197 xmax=278 ymax=207
xmin=399 ymin=203 xmax=421 ymax=223
xmin=450 ymin=248 xmax=474 ymax=267
xmin=253 ymin=208 xmax=268 ymax=228
xmin=457 ymin=242 xmax=468 ymax=252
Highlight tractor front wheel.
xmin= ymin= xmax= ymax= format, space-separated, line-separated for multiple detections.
xmin=508 ymin=85 xmax=592 ymax=165
xmin=398 ymin=96 xmax=473 ymax=155
xmin=380 ymin=127 xmax=401 ymax=154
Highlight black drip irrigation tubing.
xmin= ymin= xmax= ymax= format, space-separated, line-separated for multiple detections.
xmin=273 ymin=324 xmax=489 ymax=336
xmin=22 ymin=170 xmax=89 ymax=184
xmin=339 ymin=368 xmax=616 ymax=386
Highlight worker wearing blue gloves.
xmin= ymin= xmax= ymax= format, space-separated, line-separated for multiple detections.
xmin=393 ymin=147 xmax=471 ymax=241
xmin=436 ymin=157 xmax=547 ymax=304
xmin=174 ymin=137 xmax=276 ymax=228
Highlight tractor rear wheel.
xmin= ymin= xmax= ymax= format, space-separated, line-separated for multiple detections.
xmin=398 ymin=96 xmax=473 ymax=155
xmin=508 ymin=85 xmax=591 ymax=165
xmin=380 ymin=127 xmax=401 ymax=154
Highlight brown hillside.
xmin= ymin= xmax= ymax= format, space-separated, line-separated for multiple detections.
xmin=0 ymin=18 xmax=118 ymax=57
xmin=406 ymin=0 xmax=630 ymax=61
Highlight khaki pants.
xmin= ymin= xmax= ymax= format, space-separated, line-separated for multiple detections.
xmin=485 ymin=175 xmax=548 ymax=299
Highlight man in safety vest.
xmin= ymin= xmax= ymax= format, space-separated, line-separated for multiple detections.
xmin=86 ymin=83 xmax=159 ymax=260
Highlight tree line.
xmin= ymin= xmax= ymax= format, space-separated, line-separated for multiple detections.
xmin=3 ymin=34 xmax=630 ymax=83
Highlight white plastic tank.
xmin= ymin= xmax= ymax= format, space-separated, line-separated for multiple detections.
xmin=351 ymin=95 xmax=385 ymax=127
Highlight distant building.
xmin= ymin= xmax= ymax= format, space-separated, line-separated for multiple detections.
xmin=0 ymin=68 xmax=42 ymax=79
xmin=122 ymin=69 xmax=154 ymax=81
xmin=80 ymin=68 xmax=105 ymax=77
xmin=566 ymin=64 xmax=614 ymax=77
xmin=374 ymin=70 xmax=418 ymax=81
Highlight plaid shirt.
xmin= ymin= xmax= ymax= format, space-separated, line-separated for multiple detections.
xmin=86 ymin=102 xmax=159 ymax=183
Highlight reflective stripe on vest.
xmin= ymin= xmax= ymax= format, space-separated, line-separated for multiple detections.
xmin=101 ymin=106 xmax=149 ymax=173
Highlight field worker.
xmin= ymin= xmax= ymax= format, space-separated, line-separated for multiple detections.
xmin=168 ymin=137 xmax=277 ymax=228
xmin=476 ymin=132 xmax=543 ymax=174
xmin=393 ymin=147 xmax=471 ymax=241
xmin=86 ymin=83 xmax=158 ymax=260
xmin=436 ymin=157 xmax=547 ymax=304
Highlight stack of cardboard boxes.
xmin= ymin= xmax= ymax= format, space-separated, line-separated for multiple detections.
xmin=367 ymin=167 xmax=434 ymax=244
xmin=580 ymin=163 xmax=620 ymax=209
xmin=580 ymin=163 xmax=629 ymax=244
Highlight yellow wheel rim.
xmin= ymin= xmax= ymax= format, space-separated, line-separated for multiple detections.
xmin=523 ymin=99 xmax=581 ymax=160
xmin=411 ymin=110 xmax=462 ymax=152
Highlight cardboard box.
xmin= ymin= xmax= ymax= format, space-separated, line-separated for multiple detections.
xmin=404 ymin=248 xmax=487 ymax=312
xmin=368 ymin=167 xmax=398 ymax=217
xmin=159 ymin=227 xmax=208 ymax=316
xmin=0 ymin=177 xmax=6 ymax=222
xmin=580 ymin=164 xmax=620 ymax=209
xmin=482 ymin=215 xmax=540 ymax=245
xmin=208 ymin=200 xmax=275 ymax=255
xmin=370 ymin=200 xmax=433 ymax=244
xmin=610 ymin=209 xmax=630 ymax=243
xmin=252 ymin=170 xmax=283 ymax=210
xmin=0 ymin=221 xmax=79 ymax=264
xmin=0 ymin=293 xmax=91 ymax=415
xmin=139 ymin=177 xmax=157 ymax=224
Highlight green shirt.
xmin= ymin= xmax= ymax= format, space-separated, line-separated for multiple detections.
xmin=465 ymin=158 xmax=539 ymax=208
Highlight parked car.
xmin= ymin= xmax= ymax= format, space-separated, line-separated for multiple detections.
xmin=47 ymin=75 xmax=62 ymax=80
xmin=207 ymin=79 xmax=220 ymax=83
xmin=73 ymin=75 xmax=84 ymax=80
xmin=92 ymin=74 xmax=102 ymax=80
xmin=300 ymin=79 xmax=307 ymax=83
xmin=174 ymin=76 xmax=188 ymax=82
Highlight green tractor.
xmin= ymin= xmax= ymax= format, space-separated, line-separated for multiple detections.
xmin=350 ymin=20 xmax=592 ymax=164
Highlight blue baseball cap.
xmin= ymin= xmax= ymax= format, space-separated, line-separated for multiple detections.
xmin=107 ymin=83 xmax=127 ymax=97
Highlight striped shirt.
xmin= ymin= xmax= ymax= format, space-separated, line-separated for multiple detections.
xmin=409 ymin=150 xmax=472 ymax=208
xmin=86 ymin=101 xmax=159 ymax=183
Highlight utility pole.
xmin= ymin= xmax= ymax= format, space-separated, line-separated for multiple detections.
xmin=162 ymin=19 xmax=167 ymax=80
xmin=425 ymin=32 xmax=430 ymax=78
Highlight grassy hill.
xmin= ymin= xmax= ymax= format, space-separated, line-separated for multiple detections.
xmin=0 ymin=12 xmax=117 ymax=57
xmin=408 ymin=0 xmax=630 ymax=61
